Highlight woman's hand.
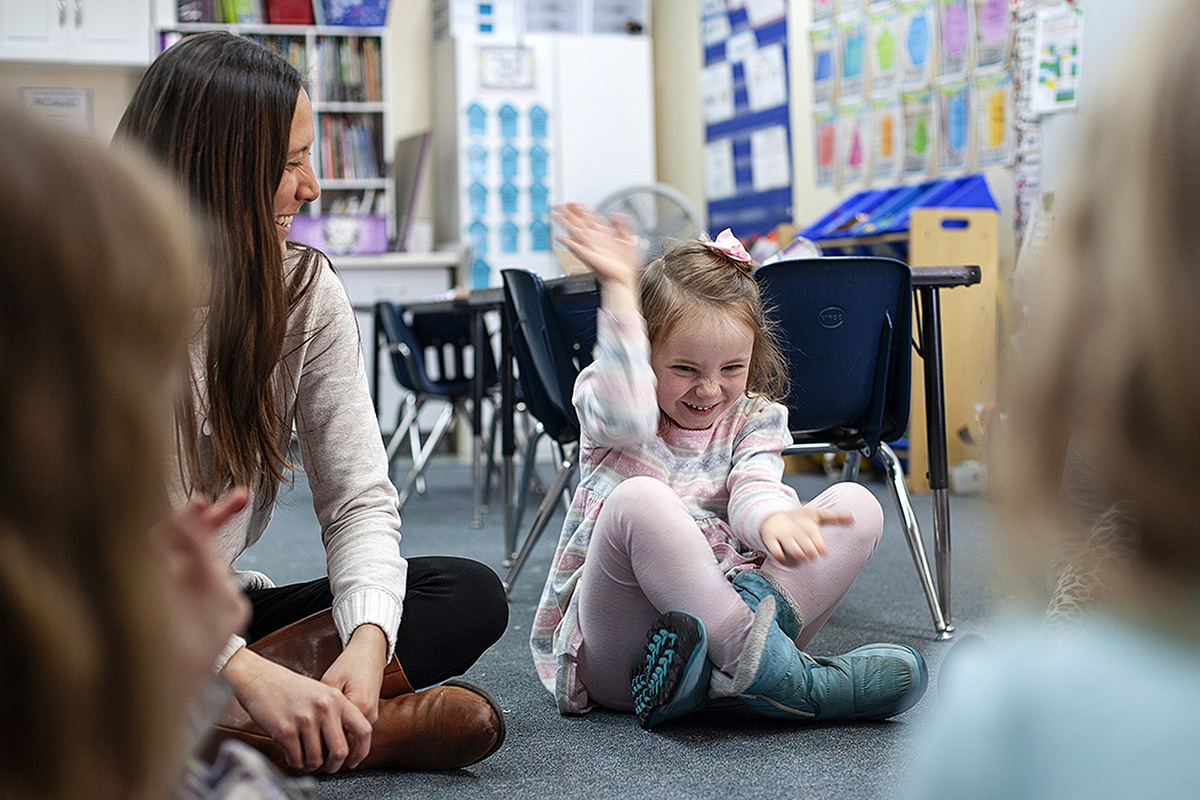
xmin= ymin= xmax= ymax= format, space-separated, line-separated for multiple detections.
xmin=223 ymin=648 xmax=373 ymax=773
xmin=760 ymin=506 xmax=851 ymax=566
xmin=321 ymin=623 xmax=389 ymax=725
xmin=553 ymin=203 xmax=642 ymax=292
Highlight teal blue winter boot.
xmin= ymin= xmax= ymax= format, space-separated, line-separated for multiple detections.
xmin=630 ymin=611 xmax=714 ymax=729
xmin=711 ymin=596 xmax=928 ymax=721
xmin=731 ymin=570 xmax=802 ymax=641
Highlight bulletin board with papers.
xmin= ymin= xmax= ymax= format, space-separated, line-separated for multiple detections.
xmin=699 ymin=0 xmax=793 ymax=239
xmin=806 ymin=0 xmax=1020 ymax=191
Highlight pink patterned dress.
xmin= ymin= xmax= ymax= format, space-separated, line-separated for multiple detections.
xmin=529 ymin=309 xmax=800 ymax=713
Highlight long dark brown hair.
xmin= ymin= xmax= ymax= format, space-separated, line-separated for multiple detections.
xmin=0 ymin=110 xmax=203 ymax=800
xmin=115 ymin=32 xmax=319 ymax=501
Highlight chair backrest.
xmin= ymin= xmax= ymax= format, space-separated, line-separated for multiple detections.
xmin=375 ymin=300 xmax=426 ymax=394
xmin=408 ymin=309 xmax=499 ymax=388
xmin=375 ymin=302 xmax=496 ymax=397
xmin=501 ymin=269 xmax=596 ymax=443
xmin=548 ymin=288 xmax=600 ymax=372
xmin=754 ymin=256 xmax=911 ymax=456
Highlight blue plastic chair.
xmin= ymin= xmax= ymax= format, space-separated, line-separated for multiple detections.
xmin=500 ymin=268 xmax=599 ymax=594
xmin=754 ymin=256 xmax=948 ymax=636
xmin=374 ymin=302 xmax=499 ymax=512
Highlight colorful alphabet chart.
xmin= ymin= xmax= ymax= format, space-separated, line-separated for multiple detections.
xmin=974 ymin=0 xmax=1013 ymax=70
xmin=869 ymin=93 xmax=903 ymax=180
xmin=937 ymin=0 xmax=971 ymax=78
xmin=936 ymin=78 xmax=971 ymax=170
xmin=974 ymin=70 xmax=1014 ymax=166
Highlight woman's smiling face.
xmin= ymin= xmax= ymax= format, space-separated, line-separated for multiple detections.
xmin=271 ymin=88 xmax=320 ymax=254
xmin=650 ymin=309 xmax=754 ymax=430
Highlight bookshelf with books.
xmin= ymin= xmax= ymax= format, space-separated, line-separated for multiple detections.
xmin=155 ymin=14 xmax=393 ymax=250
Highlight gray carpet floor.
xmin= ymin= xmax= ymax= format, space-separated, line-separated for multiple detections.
xmin=237 ymin=455 xmax=1000 ymax=799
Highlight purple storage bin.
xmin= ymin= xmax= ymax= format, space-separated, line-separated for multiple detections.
xmin=322 ymin=0 xmax=389 ymax=26
xmin=290 ymin=214 xmax=388 ymax=255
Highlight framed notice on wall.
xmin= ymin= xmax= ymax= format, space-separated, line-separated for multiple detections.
xmin=699 ymin=0 xmax=793 ymax=239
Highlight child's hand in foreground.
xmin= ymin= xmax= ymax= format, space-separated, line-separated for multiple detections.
xmin=760 ymin=506 xmax=852 ymax=566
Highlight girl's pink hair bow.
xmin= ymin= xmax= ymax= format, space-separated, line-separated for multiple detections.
xmin=704 ymin=228 xmax=752 ymax=263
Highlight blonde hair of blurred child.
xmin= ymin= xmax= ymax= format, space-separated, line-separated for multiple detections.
xmin=997 ymin=0 xmax=1200 ymax=627
xmin=0 ymin=110 xmax=246 ymax=800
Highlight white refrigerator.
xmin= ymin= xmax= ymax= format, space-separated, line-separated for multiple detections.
xmin=433 ymin=33 xmax=656 ymax=286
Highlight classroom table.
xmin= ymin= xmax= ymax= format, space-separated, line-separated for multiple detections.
xmin=384 ymin=265 xmax=979 ymax=634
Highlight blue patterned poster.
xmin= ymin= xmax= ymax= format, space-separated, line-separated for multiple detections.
xmin=700 ymin=1 xmax=792 ymax=240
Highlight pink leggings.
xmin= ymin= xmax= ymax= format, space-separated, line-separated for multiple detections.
xmin=575 ymin=476 xmax=883 ymax=712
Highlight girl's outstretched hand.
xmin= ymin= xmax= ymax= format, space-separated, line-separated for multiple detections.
xmin=553 ymin=202 xmax=642 ymax=290
xmin=760 ymin=506 xmax=851 ymax=566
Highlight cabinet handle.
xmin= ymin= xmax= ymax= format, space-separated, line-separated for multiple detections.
xmin=74 ymin=0 xmax=82 ymax=26
xmin=58 ymin=0 xmax=66 ymax=25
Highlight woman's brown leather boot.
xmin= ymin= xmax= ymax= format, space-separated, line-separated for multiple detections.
xmin=205 ymin=609 xmax=506 ymax=771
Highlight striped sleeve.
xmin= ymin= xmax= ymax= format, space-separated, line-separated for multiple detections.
xmin=727 ymin=400 xmax=801 ymax=552
xmin=572 ymin=308 xmax=659 ymax=447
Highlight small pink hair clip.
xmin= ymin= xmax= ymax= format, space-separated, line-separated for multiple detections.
xmin=704 ymin=228 xmax=752 ymax=263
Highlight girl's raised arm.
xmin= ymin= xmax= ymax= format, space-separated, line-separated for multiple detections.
xmin=554 ymin=203 xmax=658 ymax=445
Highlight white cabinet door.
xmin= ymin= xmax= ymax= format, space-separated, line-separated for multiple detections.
xmin=0 ymin=0 xmax=62 ymax=61
xmin=0 ymin=0 xmax=151 ymax=64
xmin=73 ymin=0 xmax=152 ymax=64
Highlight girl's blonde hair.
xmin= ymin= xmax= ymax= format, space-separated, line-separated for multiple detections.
xmin=0 ymin=111 xmax=204 ymax=800
xmin=640 ymin=238 xmax=789 ymax=403
xmin=996 ymin=1 xmax=1200 ymax=605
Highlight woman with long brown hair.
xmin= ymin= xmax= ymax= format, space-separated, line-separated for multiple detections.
xmin=116 ymin=32 xmax=508 ymax=775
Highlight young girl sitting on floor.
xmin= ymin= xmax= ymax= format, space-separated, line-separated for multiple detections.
xmin=530 ymin=204 xmax=926 ymax=727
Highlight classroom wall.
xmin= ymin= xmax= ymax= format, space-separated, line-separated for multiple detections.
xmin=652 ymin=0 xmax=1017 ymax=292
xmin=650 ymin=0 xmax=706 ymax=223
xmin=384 ymin=0 xmax=436 ymax=221
xmin=0 ymin=62 xmax=143 ymax=141
xmin=1040 ymin=0 xmax=1172 ymax=195
xmin=651 ymin=0 xmax=859 ymax=229
xmin=0 ymin=0 xmax=1048 ymax=270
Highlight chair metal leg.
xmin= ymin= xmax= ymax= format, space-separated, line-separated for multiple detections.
xmin=878 ymin=443 xmax=951 ymax=638
xmin=482 ymin=396 xmax=501 ymax=510
xmin=933 ymin=487 xmax=953 ymax=631
xmin=550 ymin=440 xmax=573 ymax=515
xmin=459 ymin=397 xmax=486 ymax=528
xmin=503 ymin=446 xmax=577 ymax=596
xmin=472 ymin=424 xmax=485 ymax=528
xmin=384 ymin=396 xmax=419 ymax=463
xmin=410 ymin=419 xmax=426 ymax=496
xmin=508 ymin=423 xmax=545 ymax=564
xmin=390 ymin=394 xmax=427 ymax=495
xmin=397 ymin=403 xmax=455 ymax=510
xmin=841 ymin=451 xmax=862 ymax=482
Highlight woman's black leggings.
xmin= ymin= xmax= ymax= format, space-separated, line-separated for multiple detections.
xmin=243 ymin=556 xmax=508 ymax=690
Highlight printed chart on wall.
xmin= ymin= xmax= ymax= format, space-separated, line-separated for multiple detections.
xmin=699 ymin=0 xmax=792 ymax=239
xmin=455 ymin=41 xmax=555 ymax=288
xmin=807 ymin=0 xmax=1017 ymax=192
